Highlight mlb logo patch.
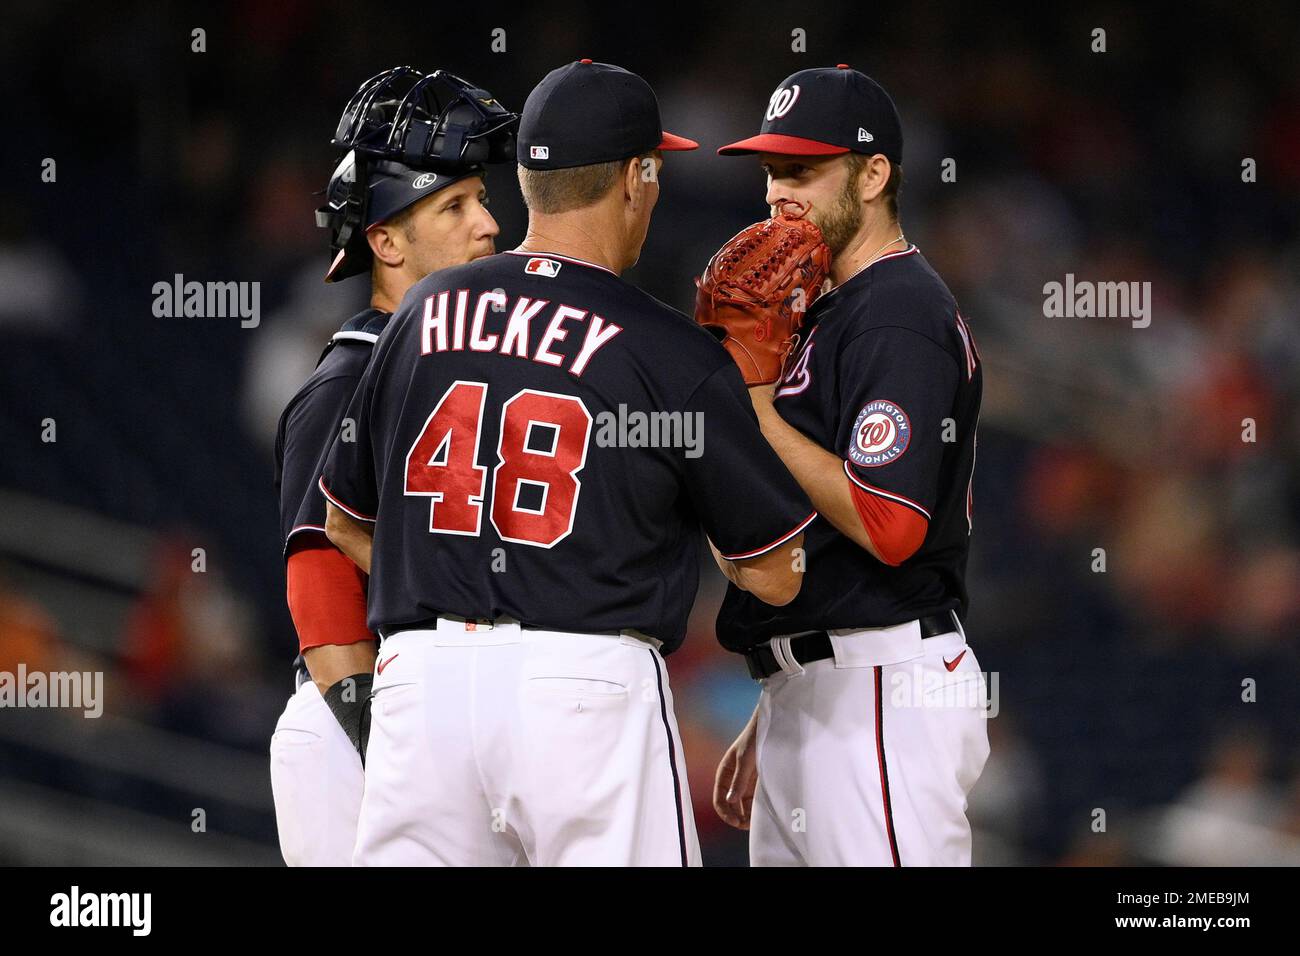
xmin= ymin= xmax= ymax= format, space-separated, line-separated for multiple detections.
xmin=530 ymin=145 xmax=550 ymax=160
xmin=525 ymin=257 xmax=561 ymax=277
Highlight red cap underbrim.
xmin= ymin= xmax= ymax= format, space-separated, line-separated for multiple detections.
xmin=658 ymin=130 xmax=699 ymax=151
xmin=717 ymin=133 xmax=850 ymax=156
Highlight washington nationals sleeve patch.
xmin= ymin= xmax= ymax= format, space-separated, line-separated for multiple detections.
xmin=848 ymin=399 xmax=911 ymax=467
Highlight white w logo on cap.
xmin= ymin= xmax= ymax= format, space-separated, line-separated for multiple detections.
xmin=765 ymin=84 xmax=801 ymax=121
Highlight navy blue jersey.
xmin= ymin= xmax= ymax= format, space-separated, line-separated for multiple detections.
xmin=717 ymin=245 xmax=982 ymax=651
xmin=273 ymin=309 xmax=391 ymax=553
xmin=321 ymin=251 xmax=813 ymax=653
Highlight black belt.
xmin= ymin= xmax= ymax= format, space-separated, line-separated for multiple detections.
xmin=742 ymin=611 xmax=960 ymax=681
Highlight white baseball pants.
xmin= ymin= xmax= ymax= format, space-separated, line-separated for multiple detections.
xmin=269 ymin=678 xmax=365 ymax=866
xmin=353 ymin=618 xmax=701 ymax=867
xmin=750 ymin=619 xmax=990 ymax=866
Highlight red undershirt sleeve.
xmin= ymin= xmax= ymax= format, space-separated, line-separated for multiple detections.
xmin=846 ymin=473 xmax=929 ymax=566
xmin=285 ymin=534 xmax=374 ymax=653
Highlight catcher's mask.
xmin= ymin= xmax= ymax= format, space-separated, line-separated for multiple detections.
xmin=315 ymin=67 xmax=519 ymax=282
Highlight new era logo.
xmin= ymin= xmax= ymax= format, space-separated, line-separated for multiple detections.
xmin=858 ymin=128 xmax=874 ymax=143
xmin=530 ymin=145 xmax=549 ymax=160
xmin=525 ymin=257 xmax=561 ymax=277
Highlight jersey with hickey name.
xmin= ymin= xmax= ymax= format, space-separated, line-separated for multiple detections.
xmin=717 ymin=245 xmax=982 ymax=652
xmin=320 ymin=250 xmax=813 ymax=653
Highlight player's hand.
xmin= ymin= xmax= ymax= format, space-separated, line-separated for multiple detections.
xmin=713 ymin=710 xmax=760 ymax=830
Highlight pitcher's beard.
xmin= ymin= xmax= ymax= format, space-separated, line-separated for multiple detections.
xmin=811 ymin=178 xmax=865 ymax=257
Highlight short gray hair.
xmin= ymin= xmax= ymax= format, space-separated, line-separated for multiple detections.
xmin=518 ymin=151 xmax=659 ymax=214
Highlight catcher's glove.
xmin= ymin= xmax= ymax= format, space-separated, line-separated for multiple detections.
xmin=694 ymin=202 xmax=832 ymax=385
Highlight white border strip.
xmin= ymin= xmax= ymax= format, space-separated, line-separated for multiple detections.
xmin=721 ymin=511 xmax=818 ymax=561
xmin=843 ymin=461 xmax=931 ymax=520
xmin=317 ymin=477 xmax=376 ymax=523
xmin=505 ymin=249 xmax=618 ymax=276
xmin=331 ymin=330 xmax=380 ymax=345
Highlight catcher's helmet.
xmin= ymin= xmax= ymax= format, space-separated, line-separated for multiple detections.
xmin=316 ymin=67 xmax=518 ymax=282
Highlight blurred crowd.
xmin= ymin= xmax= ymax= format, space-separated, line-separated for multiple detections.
xmin=1 ymin=0 xmax=1297 ymax=864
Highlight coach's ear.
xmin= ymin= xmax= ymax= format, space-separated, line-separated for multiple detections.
xmin=366 ymin=222 xmax=405 ymax=269
xmin=623 ymin=156 xmax=644 ymax=207
xmin=624 ymin=150 xmax=661 ymax=211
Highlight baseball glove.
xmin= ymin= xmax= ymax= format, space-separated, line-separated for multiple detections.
xmin=694 ymin=202 xmax=832 ymax=385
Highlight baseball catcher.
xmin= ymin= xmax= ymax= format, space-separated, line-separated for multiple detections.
xmin=269 ymin=65 xmax=516 ymax=867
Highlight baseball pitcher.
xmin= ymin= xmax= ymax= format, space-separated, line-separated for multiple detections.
xmin=703 ymin=65 xmax=990 ymax=866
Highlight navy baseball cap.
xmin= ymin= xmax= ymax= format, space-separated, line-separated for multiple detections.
xmin=518 ymin=59 xmax=698 ymax=170
xmin=719 ymin=65 xmax=903 ymax=162
xmin=363 ymin=161 xmax=482 ymax=229
xmin=320 ymin=154 xmax=484 ymax=281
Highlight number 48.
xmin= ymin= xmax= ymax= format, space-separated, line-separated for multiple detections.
xmin=404 ymin=380 xmax=593 ymax=548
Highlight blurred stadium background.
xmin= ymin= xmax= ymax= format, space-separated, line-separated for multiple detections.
xmin=1 ymin=0 xmax=1298 ymax=865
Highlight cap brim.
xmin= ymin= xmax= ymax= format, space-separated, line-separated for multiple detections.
xmin=658 ymin=130 xmax=699 ymax=151
xmin=717 ymin=133 xmax=850 ymax=156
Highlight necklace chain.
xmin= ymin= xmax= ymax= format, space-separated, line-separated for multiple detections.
xmin=842 ymin=229 xmax=907 ymax=285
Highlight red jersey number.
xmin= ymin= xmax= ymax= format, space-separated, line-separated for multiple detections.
xmin=404 ymin=381 xmax=592 ymax=548
xmin=491 ymin=390 xmax=592 ymax=547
